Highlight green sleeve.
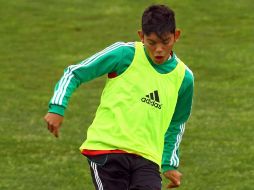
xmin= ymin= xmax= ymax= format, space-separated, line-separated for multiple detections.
xmin=48 ymin=42 xmax=135 ymax=116
xmin=161 ymin=123 xmax=185 ymax=172
xmin=172 ymin=66 xmax=194 ymax=124
xmin=161 ymin=66 xmax=194 ymax=172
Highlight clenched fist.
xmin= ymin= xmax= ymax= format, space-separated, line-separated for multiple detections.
xmin=44 ymin=113 xmax=64 ymax=137
xmin=163 ymin=170 xmax=182 ymax=188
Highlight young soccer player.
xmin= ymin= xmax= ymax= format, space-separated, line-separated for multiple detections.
xmin=44 ymin=4 xmax=194 ymax=189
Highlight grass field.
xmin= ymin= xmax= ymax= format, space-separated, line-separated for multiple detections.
xmin=0 ymin=0 xmax=253 ymax=189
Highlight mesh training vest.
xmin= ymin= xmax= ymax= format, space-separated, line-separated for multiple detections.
xmin=80 ymin=42 xmax=185 ymax=166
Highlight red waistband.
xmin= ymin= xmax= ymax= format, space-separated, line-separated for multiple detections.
xmin=81 ymin=149 xmax=129 ymax=156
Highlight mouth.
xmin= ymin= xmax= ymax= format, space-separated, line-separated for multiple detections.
xmin=155 ymin=56 xmax=163 ymax=59
xmin=154 ymin=56 xmax=164 ymax=62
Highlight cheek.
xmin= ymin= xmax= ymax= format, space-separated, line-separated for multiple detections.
xmin=146 ymin=45 xmax=156 ymax=54
xmin=147 ymin=48 xmax=156 ymax=57
xmin=166 ymin=46 xmax=173 ymax=52
xmin=164 ymin=44 xmax=173 ymax=52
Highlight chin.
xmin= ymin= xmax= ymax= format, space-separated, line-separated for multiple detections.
xmin=154 ymin=60 xmax=165 ymax=64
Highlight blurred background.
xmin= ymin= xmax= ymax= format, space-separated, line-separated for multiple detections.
xmin=0 ymin=0 xmax=253 ymax=189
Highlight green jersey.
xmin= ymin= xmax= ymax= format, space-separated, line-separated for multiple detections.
xmin=48 ymin=42 xmax=194 ymax=172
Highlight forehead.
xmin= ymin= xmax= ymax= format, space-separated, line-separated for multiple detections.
xmin=145 ymin=32 xmax=174 ymax=41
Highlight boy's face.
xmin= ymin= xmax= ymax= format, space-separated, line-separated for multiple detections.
xmin=138 ymin=30 xmax=180 ymax=64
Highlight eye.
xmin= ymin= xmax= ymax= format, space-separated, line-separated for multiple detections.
xmin=148 ymin=40 xmax=156 ymax=46
xmin=163 ymin=40 xmax=170 ymax=45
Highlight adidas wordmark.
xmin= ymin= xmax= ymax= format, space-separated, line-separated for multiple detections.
xmin=141 ymin=90 xmax=162 ymax=109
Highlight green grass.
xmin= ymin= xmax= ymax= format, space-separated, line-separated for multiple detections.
xmin=0 ymin=0 xmax=253 ymax=189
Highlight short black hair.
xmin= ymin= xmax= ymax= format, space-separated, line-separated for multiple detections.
xmin=142 ymin=5 xmax=176 ymax=38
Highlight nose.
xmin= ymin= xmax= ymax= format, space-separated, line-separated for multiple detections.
xmin=155 ymin=45 xmax=163 ymax=54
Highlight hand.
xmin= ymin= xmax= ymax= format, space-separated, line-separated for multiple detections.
xmin=163 ymin=170 xmax=182 ymax=188
xmin=44 ymin=113 xmax=64 ymax=138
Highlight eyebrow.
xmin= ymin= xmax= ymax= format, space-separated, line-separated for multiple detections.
xmin=147 ymin=37 xmax=170 ymax=43
xmin=147 ymin=39 xmax=156 ymax=42
xmin=161 ymin=37 xmax=170 ymax=41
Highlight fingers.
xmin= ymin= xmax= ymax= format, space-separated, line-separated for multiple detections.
xmin=167 ymin=181 xmax=180 ymax=188
xmin=171 ymin=173 xmax=181 ymax=185
xmin=47 ymin=123 xmax=59 ymax=138
xmin=167 ymin=177 xmax=180 ymax=188
xmin=164 ymin=170 xmax=182 ymax=189
xmin=52 ymin=127 xmax=59 ymax=138
xmin=45 ymin=118 xmax=60 ymax=138
xmin=44 ymin=113 xmax=63 ymax=138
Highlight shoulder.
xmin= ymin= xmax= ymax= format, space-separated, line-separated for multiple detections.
xmin=103 ymin=42 xmax=136 ymax=75
xmin=174 ymin=55 xmax=194 ymax=96
xmin=93 ymin=42 xmax=135 ymax=63
xmin=106 ymin=41 xmax=135 ymax=53
xmin=184 ymin=64 xmax=194 ymax=85
xmin=180 ymin=65 xmax=194 ymax=96
xmin=175 ymin=56 xmax=194 ymax=85
xmin=108 ymin=42 xmax=135 ymax=62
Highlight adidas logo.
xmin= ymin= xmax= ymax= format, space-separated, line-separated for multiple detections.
xmin=141 ymin=90 xmax=162 ymax=109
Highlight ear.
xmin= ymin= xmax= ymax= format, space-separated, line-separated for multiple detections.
xmin=137 ymin=30 xmax=144 ymax=43
xmin=174 ymin=29 xmax=181 ymax=42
